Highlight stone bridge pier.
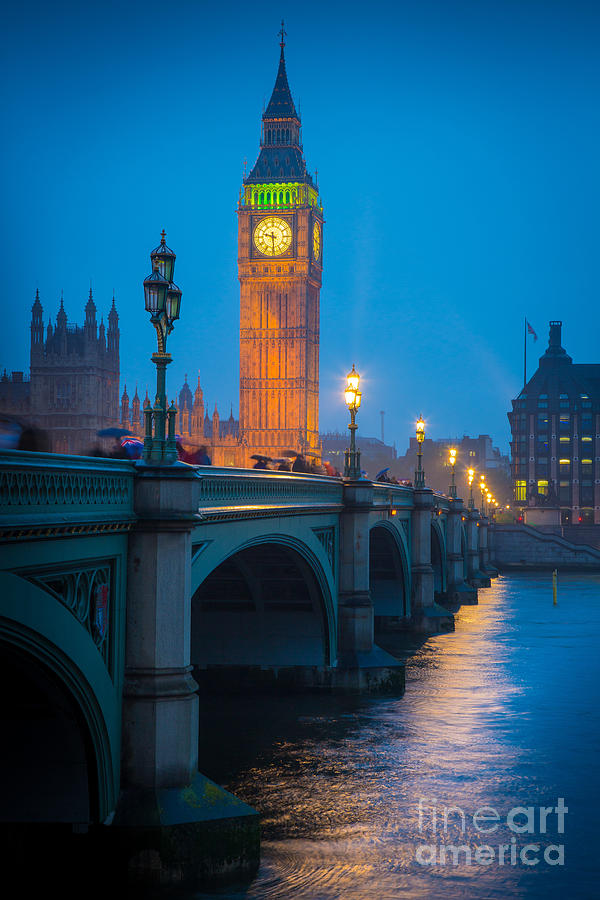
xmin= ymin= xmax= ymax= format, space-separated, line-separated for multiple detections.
xmin=466 ymin=509 xmax=491 ymax=588
xmin=337 ymin=479 xmax=405 ymax=688
xmin=409 ymin=487 xmax=455 ymax=631
xmin=113 ymin=462 xmax=258 ymax=887
xmin=445 ymin=498 xmax=478 ymax=604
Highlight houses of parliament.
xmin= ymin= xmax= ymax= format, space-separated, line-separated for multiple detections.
xmin=0 ymin=31 xmax=323 ymax=465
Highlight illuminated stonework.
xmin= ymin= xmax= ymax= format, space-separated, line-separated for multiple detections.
xmin=238 ymin=36 xmax=323 ymax=462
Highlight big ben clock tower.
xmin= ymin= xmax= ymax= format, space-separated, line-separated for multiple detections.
xmin=238 ymin=24 xmax=323 ymax=463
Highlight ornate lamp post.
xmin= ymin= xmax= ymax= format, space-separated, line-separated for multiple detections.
xmin=344 ymin=364 xmax=362 ymax=478
xmin=415 ymin=416 xmax=426 ymax=488
xmin=448 ymin=447 xmax=457 ymax=497
xmin=467 ymin=467 xmax=475 ymax=509
xmin=142 ymin=231 xmax=183 ymax=463
xmin=479 ymin=474 xmax=486 ymax=513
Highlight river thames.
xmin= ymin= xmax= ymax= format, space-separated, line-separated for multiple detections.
xmin=197 ymin=572 xmax=599 ymax=900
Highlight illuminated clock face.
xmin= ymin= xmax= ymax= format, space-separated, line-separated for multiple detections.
xmin=253 ymin=216 xmax=292 ymax=256
xmin=313 ymin=222 xmax=321 ymax=260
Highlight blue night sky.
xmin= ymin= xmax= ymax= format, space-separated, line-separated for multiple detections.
xmin=2 ymin=0 xmax=599 ymax=454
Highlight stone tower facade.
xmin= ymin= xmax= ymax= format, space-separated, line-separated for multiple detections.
xmin=237 ymin=30 xmax=323 ymax=461
xmin=0 ymin=288 xmax=120 ymax=454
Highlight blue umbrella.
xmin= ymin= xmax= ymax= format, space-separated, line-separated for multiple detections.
xmin=376 ymin=467 xmax=390 ymax=479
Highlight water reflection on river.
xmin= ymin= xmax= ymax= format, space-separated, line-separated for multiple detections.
xmin=197 ymin=573 xmax=600 ymax=899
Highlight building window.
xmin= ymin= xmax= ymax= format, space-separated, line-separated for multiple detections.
xmin=559 ymin=481 xmax=570 ymax=503
xmin=581 ymin=435 xmax=593 ymax=444
xmin=559 ymin=415 xmax=570 ymax=433
xmin=581 ymin=414 xmax=593 ymax=432
xmin=515 ymin=480 xmax=527 ymax=501
xmin=559 ymin=393 xmax=569 ymax=409
xmin=581 ymin=459 xmax=593 ymax=476
xmin=537 ymin=413 xmax=549 ymax=430
xmin=559 ymin=459 xmax=571 ymax=475
xmin=538 ymin=395 xmax=548 ymax=408
xmin=537 ymin=480 xmax=549 ymax=495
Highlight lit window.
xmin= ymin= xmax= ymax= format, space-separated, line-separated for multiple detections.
xmin=537 ymin=480 xmax=549 ymax=495
xmin=581 ymin=436 xmax=592 ymax=442
xmin=514 ymin=484 xmax=527 ymax=501
xmin=559 ymin=436 xmax=571 ymax=443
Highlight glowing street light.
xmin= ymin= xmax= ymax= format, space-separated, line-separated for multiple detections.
xmin=448 ymin=447 xmax=457 ymax=498
xmin=343 ymin=364 xmax=362 ymax=478
xmin=415 ymin=416 xmax=426 ymax=488
xmin=467 ymin=467 xmax=475 ymax=509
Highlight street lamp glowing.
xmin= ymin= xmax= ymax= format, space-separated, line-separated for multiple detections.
xmin=346 ymin=363 xmax=360 ymax=393
xmin=415 ymin=416 xmax=426 ymax=488
xmin=467 ymin=467 xmax=475 ymax=509
xmin=448 ymin=447 xmax=457 ymax=498
xmin=344 ymin=365 xmax=362 ymax=478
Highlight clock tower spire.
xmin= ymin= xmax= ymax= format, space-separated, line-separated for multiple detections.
xmin=238 ymin=26 xmax=323 ymax=462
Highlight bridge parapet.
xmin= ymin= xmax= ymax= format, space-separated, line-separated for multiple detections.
xmin=0 ymin=449 xmax=135 ymax=539
xmin=196 ymin=467 xmax=344 ymax=520
xmin=371 ymin=482 xmax=414 ymax=509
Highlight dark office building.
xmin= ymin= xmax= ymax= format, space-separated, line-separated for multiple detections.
xmin=508 ymin=320 xmax=600 ymax=524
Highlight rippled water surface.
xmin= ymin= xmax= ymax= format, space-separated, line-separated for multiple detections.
xmin=196 ymin=573 xmax=600 ymax=899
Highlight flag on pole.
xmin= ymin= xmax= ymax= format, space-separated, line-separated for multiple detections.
xmin=526 ymin=320 xmax=538 ymax=341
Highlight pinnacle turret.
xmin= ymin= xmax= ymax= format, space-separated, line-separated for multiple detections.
xmin=246 ymin=25 xmax=313 ymax=186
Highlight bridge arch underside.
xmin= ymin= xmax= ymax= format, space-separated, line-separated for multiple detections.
xmin=0 ymin=641 xmax=97 ymax=824
xmin=431 ymin=521 xmax=446 ymax=595
xmin=370 ymin=524 xmax=408 ymax=629
xmin=191 ymin=541 xmax=333 ymax=674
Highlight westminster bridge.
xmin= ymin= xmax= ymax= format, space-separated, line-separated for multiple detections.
xmin=0 ymin=449 xmax=496 ymax=885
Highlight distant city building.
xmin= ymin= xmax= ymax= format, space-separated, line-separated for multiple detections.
xmin=508 ymin=320 xmax=600 ymax=524
xmin=0 ymin=289 xmax=119 ymax=454
xmin=393 ymin=434 xmax=510 ymax=500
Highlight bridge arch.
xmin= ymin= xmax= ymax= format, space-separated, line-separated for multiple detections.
xmin=431 ymin=519 xmax=447 ymax=595
xmin=369 ymin=521 xmax=410 ymax=625
xmin=191 ymin=535 xmax=336 ymax=670
xmin=0 ymin=573 xmax=117 ymax=823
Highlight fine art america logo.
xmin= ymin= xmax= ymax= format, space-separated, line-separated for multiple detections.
xmin=415 ymin=798 xmax=567 ymax=867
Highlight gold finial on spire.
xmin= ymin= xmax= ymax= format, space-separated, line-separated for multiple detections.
xmin=279 ymin=19 xmax=286 ymax=50
xmin=160 ymin=229 xmax=166 ymax=243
